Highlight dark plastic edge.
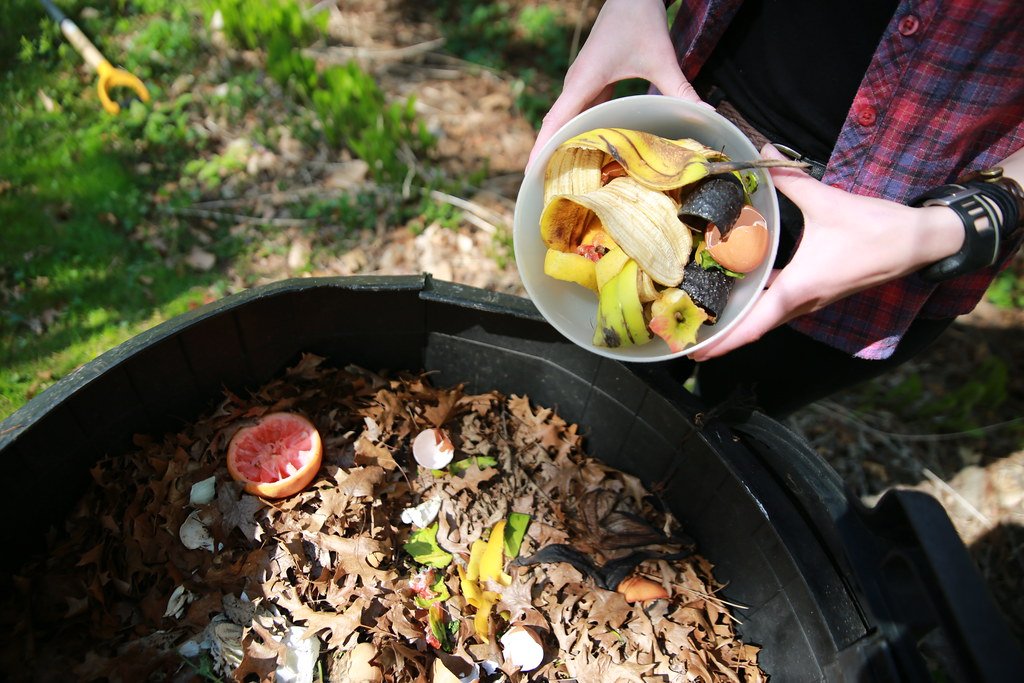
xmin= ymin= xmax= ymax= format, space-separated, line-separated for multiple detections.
xmin=729 ymin=411 xmax=1024 ymax=682
xmin=0 ymin=275 xmax=436 ymax=449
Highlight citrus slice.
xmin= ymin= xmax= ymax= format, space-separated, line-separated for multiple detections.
xmin=226 ymin=412 xmax=322 ymax=498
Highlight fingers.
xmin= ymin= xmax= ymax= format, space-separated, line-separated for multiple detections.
xmin=761 ymin=143 xmax=823 ymax=209
xmin=690 ymin=284 xmax=796 ymax=361
xmin=647 ymin=64 xmax=704 ymax=105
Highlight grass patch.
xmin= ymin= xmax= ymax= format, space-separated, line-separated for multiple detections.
xmin=0 ymin=0 xmax=447 ymax=421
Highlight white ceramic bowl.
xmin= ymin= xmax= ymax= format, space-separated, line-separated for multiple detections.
xmin=513 ymin=94 xmax=780 ymax=362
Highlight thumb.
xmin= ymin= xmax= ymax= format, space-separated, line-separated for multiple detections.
xmin=690 ymin=282 xmax=793 ymax=360
xmin=648 ymin=64 xmax=706 ymax=106
xmin=761 ymin=143 xmax=818 ymax=207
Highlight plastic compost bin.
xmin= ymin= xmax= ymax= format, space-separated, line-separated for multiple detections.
xmin=1 ymin=275 xmax=1020 ymax=682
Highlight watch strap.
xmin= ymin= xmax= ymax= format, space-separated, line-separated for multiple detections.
xmin=910 ymin=184 xmax=1001 ymax=282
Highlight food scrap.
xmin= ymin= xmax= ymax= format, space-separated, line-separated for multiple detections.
xmin=0 ymin=354 xmax=766 ymax=682
xmin=540 ymin=127 xmax=793 ymax=352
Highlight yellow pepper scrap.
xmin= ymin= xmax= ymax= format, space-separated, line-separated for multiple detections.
xmin=459 ymin=523 xmax=513 ymax=643
xmin=480 ymin=520 xmax=512 ymax=587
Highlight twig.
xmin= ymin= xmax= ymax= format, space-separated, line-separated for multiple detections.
xmin=168 ymin=206 xmax=313 ymax=227
xmin=920 ymin=467 xmax=992 ymax=527
xmin=569 ymin=0 xmax=593 ymax=64
xmin=808 ymin=400 xmax=1024 ymax=442
xmin=428 ymin=189 xmax=506 ymax=234
xmin=307 ymin=38 xmax=446 ymax=64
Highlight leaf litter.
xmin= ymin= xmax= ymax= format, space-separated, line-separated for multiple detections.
xmin=0 ymin=353 xmax=765 ymax=682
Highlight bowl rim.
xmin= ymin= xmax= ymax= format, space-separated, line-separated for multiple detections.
xmin=513 ymin=94 xmax=781 ymax=363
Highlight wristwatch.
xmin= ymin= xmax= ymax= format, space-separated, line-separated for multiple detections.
xmin=911 ymin=166 xmax=1024 ymax=282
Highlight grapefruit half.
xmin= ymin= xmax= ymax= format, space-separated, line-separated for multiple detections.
xmin=226 ymin=412 xmax=322 ymax=498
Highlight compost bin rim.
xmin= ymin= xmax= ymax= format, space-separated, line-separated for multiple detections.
xmin=3 ymin=273 xmax=1020 ymax=682
xmin=0 ymin=274 xmax=546 ymax=449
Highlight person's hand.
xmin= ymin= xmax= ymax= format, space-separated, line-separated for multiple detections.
xmin=527 ymin=0 xmax=705 ymax=168
xmin=690 ymin=144 xmax=966 ymax=361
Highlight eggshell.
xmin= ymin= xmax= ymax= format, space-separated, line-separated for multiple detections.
xmin=705 ymin=205 xmax=770 ymax=274
xmin=413 ymin=428 xmax=455 ymax=469
xmin=500 ymin=626 xmax=545 ymax=672
xmin=616 ymin=575 xmax=670 ymax=603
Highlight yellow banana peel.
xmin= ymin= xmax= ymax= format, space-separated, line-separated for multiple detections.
xmin=542 ymin=176 xmax=691 ymax=286
xmin=558 ymin=128 xmax=726 ymax=191
xmin=593 ymin=260 xmax=651 ymax=348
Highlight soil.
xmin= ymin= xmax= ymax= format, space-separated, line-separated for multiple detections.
xmin=202 ymin=0 xmax=1024 ymax=649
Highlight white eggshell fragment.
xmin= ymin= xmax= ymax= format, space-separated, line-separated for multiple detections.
xmin=277 ymin=625 xmax=321 ymax=683
xmin=400 ymin=497 xmax=443 ymax=528
xmin=412 ymin=428 xmax=455 ymax=469
xmin=431 ymin=656 xmax=479 ymax=683
xmin=500 ymin=626 xmax=545 ymax=672
xmin=179 ymin=510 xmax=215 ymax=552
xmin=163 ymin=585 xmax=195 ymax=619
xmin=189 ymin=475 xmax=217 ymax=506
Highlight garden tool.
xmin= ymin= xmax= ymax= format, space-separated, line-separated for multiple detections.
xmin=39 ymin=0 xmax=150 ymax=114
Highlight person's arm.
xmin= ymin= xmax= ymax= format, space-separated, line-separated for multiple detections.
xmin=691 ymin=144 xmax=1024 ymax=361
xmin=527 ymin=0 xmax=704 ymax=168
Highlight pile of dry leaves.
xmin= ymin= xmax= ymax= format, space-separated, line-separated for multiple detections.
xmin=1 ymin=354 xmax=764 ymax=682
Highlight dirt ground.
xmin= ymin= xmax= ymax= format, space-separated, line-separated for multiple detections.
xmin=236 ymin=1 xmax=1024 ymax=648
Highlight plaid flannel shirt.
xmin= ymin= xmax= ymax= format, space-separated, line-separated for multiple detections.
xmin=668 ymin=0 xmax=1024 ymax=359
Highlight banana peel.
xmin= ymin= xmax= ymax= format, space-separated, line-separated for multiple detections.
xmin=595 ymin=247 xmax=630 ymax=292
xmin=594 ymin=260 xmax=652 ymax=348
xmin=543 ymin=176 xmax=692 ymax=286
xmin=558 ymin=128 xmax=807 ymax=192
xmin=540 ymin=147 xmax=606 ymax=250
xmin=458 ymin=523 xmax=512 ymax=643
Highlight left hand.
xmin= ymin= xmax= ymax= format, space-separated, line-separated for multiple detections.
xmin=690 ymin=144 xmax=965 ymax=361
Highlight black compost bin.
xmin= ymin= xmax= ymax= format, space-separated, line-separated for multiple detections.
xmin=1 ymin=275 xmax=1020 ymax=682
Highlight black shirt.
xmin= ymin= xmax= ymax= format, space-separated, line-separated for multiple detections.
xmin=697 ymin=0 xmax=897 ymax=162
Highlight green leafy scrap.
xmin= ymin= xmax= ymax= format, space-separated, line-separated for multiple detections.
xmin=697 ymin=246 xmax=745 ymax=278
xmin=413 ymin=571 xmax=451 ymax=609
xmin=427 ymin=603 xmax=459 ymax=653
xmin=503 ymin=512 xmax=531 ymax=559
xmin=404 ymin=523 xmax=453 ymax=568
xmin=449 ymin=455 xmax=498 ymax=476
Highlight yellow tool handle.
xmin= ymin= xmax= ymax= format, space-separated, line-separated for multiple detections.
xmin=58 ymin=18 xmax=106 ymax=70
xmin=52 ymin=12 xmax=151 ymax=114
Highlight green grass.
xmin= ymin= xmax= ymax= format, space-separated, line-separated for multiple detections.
xmin=2 ymin=0 xmax=1019 ymax=425
xmin=0 ymin=0 xmax=443 ymax=421
xmin=0 ymin=2 xmax=214 ymax=418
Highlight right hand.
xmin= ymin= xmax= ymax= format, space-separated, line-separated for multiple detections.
xmin=528 ymin=0 xmax=706 ymax=168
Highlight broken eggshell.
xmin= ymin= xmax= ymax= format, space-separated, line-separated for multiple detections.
xmin=163 ymin=585 xmax=195 ymax=619
xmin=179 ymin=509 xmax=216 ymax=552
xmin=413 ymin=428 xmax=455 ymax=469
xmin=400 ymin=497 xmax=443 ymax=528
xmin=499 ymin=625 xmax=545 ymax=672
xmin=705 ymin=204 xmax=770 ymax=274
xmin=616 ymin=575 xmax=670 ymax=604
xmin=432 ymin=655 xmax=480 ymax=683
xmin=189 ymin=475 xmax=217 ymax=506
xmin=340 ymin=642 xmax=383 ymax=683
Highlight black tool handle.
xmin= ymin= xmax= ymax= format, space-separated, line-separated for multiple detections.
xmin=39 ymin=0 xmax=68 ymax=24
